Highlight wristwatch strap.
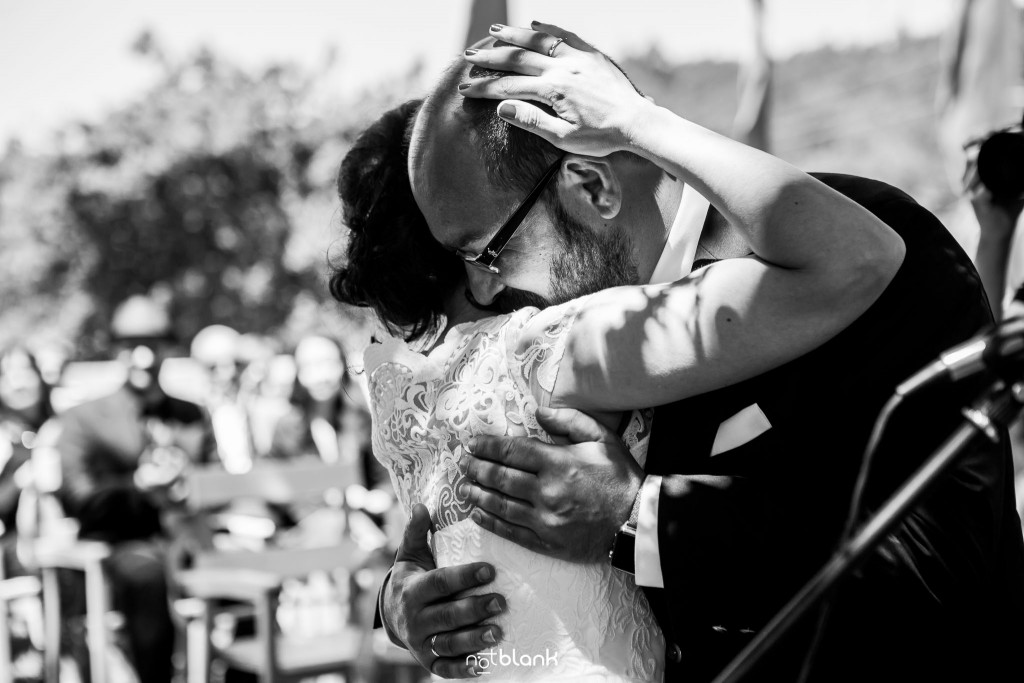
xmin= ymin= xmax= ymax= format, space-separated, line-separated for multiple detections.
xmin=609 ymin=484 xmax=644 ymax=574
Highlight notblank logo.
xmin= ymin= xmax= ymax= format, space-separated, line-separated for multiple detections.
xmin=466 ymin=648 xmax=559 ymax=675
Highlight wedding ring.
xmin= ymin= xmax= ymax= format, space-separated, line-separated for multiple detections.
xmin=547 ymin=37 xmax=565 ymax=57
xmin=430 ymin=634 xmax=441 ymax=658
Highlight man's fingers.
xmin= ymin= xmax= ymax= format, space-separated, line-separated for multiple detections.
xmin=535 ymin=407 xmax=614 ymax=445
xmin=464 ymin=480 xmax=535 ymax=525
xmin=461 ymin=454 xmax=537 ymax=501
xmin=470 ymin=508 xmax=547 ymax=553
xmin=468 ymin=434 xmax=549 ymax=471
xmin=434 ymin=623 xmax=504 ymax=656
xmin=431 ymin=656 xmax=483 ymax=679
xmin=412 ymin=563 xmax=497 ymax=605
xmin=419 ymin=602 xmax=503 ymax=655
xmin=395 ymin=503 xmax=435 ymax=566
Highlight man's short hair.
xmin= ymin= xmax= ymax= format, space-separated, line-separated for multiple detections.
xmin=456 ymin=47 xmax=646 ymax=199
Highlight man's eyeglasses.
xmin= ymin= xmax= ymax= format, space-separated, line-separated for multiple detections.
xmin=457 ymin=154 xmax=565 ymax=275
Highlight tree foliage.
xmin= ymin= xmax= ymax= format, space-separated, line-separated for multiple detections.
xmin=0 ymin=35 xmax=415 ymax=357
xmin=0 ymin=30 xmax=989 ymax=358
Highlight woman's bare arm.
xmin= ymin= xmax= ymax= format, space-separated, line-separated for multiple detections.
xmin=468 ymin=25 xmax=905 ymax=411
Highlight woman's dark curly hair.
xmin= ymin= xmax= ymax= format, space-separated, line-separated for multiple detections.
xmin=329 ymin=99 xmax=463 ymax=342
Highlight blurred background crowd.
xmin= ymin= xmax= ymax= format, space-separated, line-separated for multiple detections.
xmin=1 ymin=1 xmax=1023 ymax=682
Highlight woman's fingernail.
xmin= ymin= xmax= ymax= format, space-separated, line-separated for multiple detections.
xmin=482 ymin=628 xmax=497 ymax=644
xmin=476 ymin=565 xmax=494 ymax=582
xmin=498 ymin=103 xmax=516 ymax=119
xmin=465 ymin=48 xmax=478 ymax=56
xmin=458 ymin=82 xmax=471 ymax=91
xmin=467 ymin=438 xmax=477 ymax=452
xmin=490 ymin=24 xmax=504 ymax=32
xmin=487 ymin=598 xmax=503 ymax=614
xmin=530 ymin=20 xmax=540 ymax=27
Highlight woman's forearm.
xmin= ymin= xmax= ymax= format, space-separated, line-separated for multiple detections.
xmin=550 ymin=109 xmax=906 ymax=412
xmin=624 ymin=104 xmax=902 ymax=275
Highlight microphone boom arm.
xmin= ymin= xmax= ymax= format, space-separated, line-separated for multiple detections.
xmin=712 ymin=376 xmax=1024 ymax=683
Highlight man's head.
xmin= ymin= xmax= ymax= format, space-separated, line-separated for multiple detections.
xmin=110 ymin=294 xmax=178 ymax=397
xmin=409 ymin=42 xmax=671 ymax=308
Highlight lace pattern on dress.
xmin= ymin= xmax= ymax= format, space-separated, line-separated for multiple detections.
xmin=365 ymin=305 xmax=664 ymax=682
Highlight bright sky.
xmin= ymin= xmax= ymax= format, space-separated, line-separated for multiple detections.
xmin=2 ymin=0 xmax=962 ymax=148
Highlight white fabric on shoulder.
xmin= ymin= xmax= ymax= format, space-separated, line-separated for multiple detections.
xmin=649 ymin=183 xmax=711 ymax=285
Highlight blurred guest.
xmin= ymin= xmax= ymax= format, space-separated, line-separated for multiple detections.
xmin=269 ymin=335 xmax=381 ymax=489
xmin=0 ymin=345 xmax=52 ymax=683
xmin=0 ymin=345 xmax=54 ymax=549
xmin=190 ymin=324 xmax=256 ymax=473
xmin=31 ymin=339 xmax=73 ymax=389
xmin=190 ymin=324 xmax=244 ymax=403
xmin=960 ymin=122 xmax=1024 ymax=528
xmin=246 ymin=353 xmax=296 ymax=458
xmin=963 ymin=122 xmax=1024 ymax=319
xmin=53 ymin=294 xmax=206 ymax=683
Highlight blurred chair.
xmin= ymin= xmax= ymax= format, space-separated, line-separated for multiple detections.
xmin=15 ymin=435 xmax=132 ymax=683
xmin=32 ymin=536 xmax=116 ymax=683
xmin=370 ymin=629 xmax=427 ymax=683
xmin=0 ymin=558 xmax=42 ymax=683
xmin=167 ymin=458 xmax=384 ymax=683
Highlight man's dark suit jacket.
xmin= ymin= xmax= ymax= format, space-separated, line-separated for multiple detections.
xmin=646 ymin=173 xmax=1024 ymax=682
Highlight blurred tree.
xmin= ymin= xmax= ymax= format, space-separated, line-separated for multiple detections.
xmin=464 ymin=0 xmax=507 ymax=48
xmin=733 ymin=0 xmax=772 ymax=151
xmin=0 ymin=34 xmax=411 ymax=358
xmin=4 ymin=23 xmax=1018 ymax=359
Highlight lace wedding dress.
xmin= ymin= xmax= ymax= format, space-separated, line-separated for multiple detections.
xmin=365 ymin=303 xmax=665 ymax=682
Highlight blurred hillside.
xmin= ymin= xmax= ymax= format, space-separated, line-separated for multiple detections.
xmin=0 ymin=32 xmax=969 ymax=357
xmin=624 ymin=33 xmax=955 ymax=212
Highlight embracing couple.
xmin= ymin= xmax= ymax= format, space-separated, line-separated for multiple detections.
xmin=331 ymin=22 xmax=1024 ymax=683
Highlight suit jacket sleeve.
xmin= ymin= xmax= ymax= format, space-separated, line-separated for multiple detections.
xmin=647 ymin=174 xmax=1024 ymax=634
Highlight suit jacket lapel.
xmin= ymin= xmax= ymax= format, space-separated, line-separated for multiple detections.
xmin=647 ymin=207 xmax=754 ymax=474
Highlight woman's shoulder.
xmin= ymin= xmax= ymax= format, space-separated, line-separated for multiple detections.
xmin=362 ymin=311 xmax=532 ymax=378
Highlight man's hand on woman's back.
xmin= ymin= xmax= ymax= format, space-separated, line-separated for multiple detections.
xmin=383 ymin=503 xmax=507 ymax=678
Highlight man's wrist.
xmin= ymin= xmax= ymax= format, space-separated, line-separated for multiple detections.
xmin=623 ymin=481 xmax=643 ymax=530
xmin=378 ymin=567 xmax=407 ymax=648
xmin=608 ymin=481 xmax=644 ymax=573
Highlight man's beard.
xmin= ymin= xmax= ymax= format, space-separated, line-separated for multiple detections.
xmin=465 ymin=199 xmax=639 ymax=315
xmin=549 ymin=200 xmax=639 ymax=303
xmin=465 ymin=286 xmax=552 ymax=314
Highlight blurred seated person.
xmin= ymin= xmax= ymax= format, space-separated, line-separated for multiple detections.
xmin=269 ymin=335 xmax=381 ymax=485
xmin=245 ymin=352 xmax=296 ymax=459
xmin=52 ymin=294 xmax=206 ymax=683
xmin=0 ymin=345 xmax=54 ymax=542
xmin=0 ymin=345 xmax=52 ymax=683
xmin=268 ymin=335 xmax=394 ymax=540
xmin=965 ymin=117 xmax=1024 ymax=319
xmin=1 ymin=344 xmax=56 ymax=606
xmin=965 ymin=120 xmax=1024 ymax=529
xmin=190 ymin=324 xmax=255 ymax=473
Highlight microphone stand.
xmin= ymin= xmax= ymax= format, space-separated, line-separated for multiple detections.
xmin=712 ymin=375 xmax=1024 ymax=683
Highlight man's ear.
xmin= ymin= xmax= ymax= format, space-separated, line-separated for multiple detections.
xmin=561 ymin=156 xmax=622 ymax=220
